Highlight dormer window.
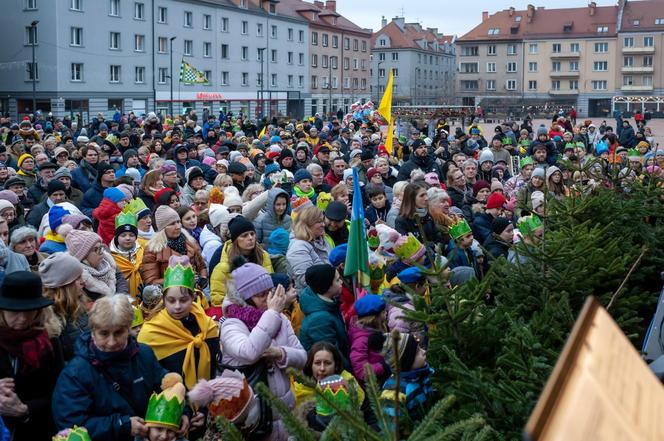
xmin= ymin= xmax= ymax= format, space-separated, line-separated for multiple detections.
xmin=269 ymin=3 xmax=276 ymax=14
xmin=488 ymin=28 xmax=500 ymax=35
xmin=332 ymin=16 xmax=337 ymax=25
xmin=596 ymin=25 xmax=608 ymax=33
xmin=563 ymin=22 xmax=573 ymax=32
xmin=515 ymin=16 xmax=522 ymax=22
xmin=239 ymin=0 xmax=247 ymax=8
xmin=633 ymin=19 xmax=640 ymax=26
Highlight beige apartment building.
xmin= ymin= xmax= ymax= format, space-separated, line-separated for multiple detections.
xmin=457 ymin=0 xmax=664 ymax=117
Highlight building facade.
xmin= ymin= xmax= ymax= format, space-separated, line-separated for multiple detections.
xmin=371 ymin=17 xmax=456 ymax=106
xmin=0 ymin=0 xmax=311 ymax=122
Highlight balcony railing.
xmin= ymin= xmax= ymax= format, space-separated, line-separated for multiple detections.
xmin=550 ymin=71 xmax=580 ymax=78
xmin=622 ymin=46 xmax=655 ymax=54
xmin=621 ymin=84 xmax=654 ymax=92
xmin=549 ymin=89 xmax=579 ymax=95
xmin=621 ymin=66 xmax=654 ymax=74
xmin=550 ymin=51 xmax=581 ymax=59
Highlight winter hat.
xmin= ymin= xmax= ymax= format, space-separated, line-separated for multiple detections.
xmin=478 ymin=149 xmax=494 ymax=165
xmin=490 ymin=180 xmax=504 ymax=193
xmin=62 ymin=213 xmax=91 ymax=229
xmin=329 ymin=243 xmax=348 ymax=267
xmin=485 ymin=192 xmax=507 ymax=210
xmin=290 ymin=196 xmax=313 ymax=216
xmin=342 ymin=168 xmax=354 ymax=182
xmin=305 ymin=264 xmax=337 ymax=295
xmin=4 ymin=177 xmax=26 ymax=190
xmin=222 ymin=189 xmax=243 ymax=210
xmin=39 ymin=252 xmax=84 ymax=288
xmin=122 ymin=149 xmax=138 ymax=164
xmin=117 ymin=183 xmax=134 ymax=201
xmin=208 ymin=204 xmax=229 ymax=229
xmin=228 ymin=216 xmax=254 ymax=242
xmin=186 ymin=167 xmax=204 ymax=185
xmin=537 ymin=126 xmax=548 ymax=137
xmin=267 ymin=227 xmax=289 ymax=255
xmin=47 ymin=179 xmax=66 ymax=196
xmin=531 ymin=191 xmax=545 ymax=211
xmin=532 ymin=167 xmax=545 ymax=179
xmin=49 ymin=205 xmax=70 ymax=232
xmin=160 ymin=161 xmax=177 ymax=175
xmin=65 ymin=229 xmax=102 ymax=261
xmin=504 ymin=198 xmax=518 ymax=213
xmin=545 ymin=166 xmax=561 ymax=181
xmin=424 ymin=172 xmax=440 ymax=187
xmin=366 ymin=168 xmax=379 ymax=181
xmin=264 ymin=162 xmax=280 ymax=177
xmin=154 ymin=187 xmax=177 ymax=206
xmin=155 ymin=205 xmax=180 ymax=230
xmin=228 ymin=161 xmax=247 ymax=175
xmin=472 ymin=180 xmax=491 ymax=196
xmin=125 ymin=168 xmax=141 ymax=184
xmin=0 ymin=190 xmax=19 ymax=205
xmin=96 ymin=163 xmax=114 ymax=184
xmin=202 ymin=156 xmax=216 ymax=167
xmin=397 ymin=267 xmax=425 ymax=284
xmin=293 ymin=168 xmax=313 ymax=184
xmin=324 ymin=201 xmax=347 ymax=221
xmin=375 ymin=224 xmax=400 ymax=254
xmin=9 ymin=226 xmax=38 ymax=250
xmin=53 ymin=146 xmax=69 ymax=158
xmin=354 ymin=294 xmax=385 ymax=317
xmin=0 ymin=200 xmax=13 ymax=214
xmin=375 ymin=331 xmax=420 ymax=372
xmin=492 ymin=217 xmax=513 ymax=237
xmin=17 ymin=154 xmax=34 ymax=169
xmin=232 ymin=263 xmax=274 ymax=301
xmin=103 ymin=187 xmax=126 ymax=203
xmin=53 ymin=166 xmax=72 ymax=180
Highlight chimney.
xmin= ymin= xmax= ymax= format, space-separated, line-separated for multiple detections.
xmin=509 ymin=6 xmax=515 ymax=16
xmin=393 ymin=16 xmax=405 ymax=30
xmin=482 ymin=11 xmax=489 ymax=22
xmin=427 ymin=27 xmax=438 ymax=35
xmin=325 ymin=0 xmax=336 ymax=12
xmin=381 ymin=15 xmax=387 ymax=28
xmin=526 ymin=4 xmax=535 ymax=23
xmin=313 ymin=0 xmax=323 ymax=8
xmin=589 ymin=1 xmax=596 ymax=16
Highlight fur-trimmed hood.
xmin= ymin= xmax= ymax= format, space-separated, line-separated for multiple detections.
xmin=144 ymin=229 xmax=197 ymax=253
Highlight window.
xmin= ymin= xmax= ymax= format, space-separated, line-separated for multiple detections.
xmin=344 ymin=37 xmax=350 ymax=50
xmin=70 ymin=27 xmax=82 ymax=46
xmin=529 ymin=43 xmax=538 ymax=54
xmin=134 ymin=2 xmax=144 ymax=19
xmin=487 ymin=62 xmax=496 ymax=73
xmin=25 ymin=25 xmax=38 ymax=46
xmin=241 ymin=46 xmax=248 ymax=60
xmin=485 ymin=80 xmax=495 ymax=90
xmin=487 ymin=45 xmax=496 ymax=55
xmin=241 ymin=72 xmax=248 ymax=86
xmin=271 ymin=25 xmax=277 ymax=38
xmin=70 ymin=0 xmax=82 ymax=11
xmin=592 ymin=80 xmax=607 ymax=90
xmin=287 ymin=51 xmax=293 ymax=64
xmin=257 ymin=48 xmax=264 ymax=61
xmin=633 ymin=19 xmax=640 ymax=26
xmin=507 ymin=62 xmax=517 ymax=72
xmin=391 ymin=52 xmax=399 ymax=61
xmin=287 ymin=28 xmax=293 ymax=41
xmin=135 ymin=66 xmax=145 ymax=83
xmin=158 ymin=68 xmax=168 ymax=84
xmin=322 ymin=33 xmax=328 ymax=47
xmin=507 ymin=44 xmax=517 ymax=55
xmin=221 ymin=44 xmax=229 ymax=59
xmin=569 ymin=61 xmax=579 ymax=71
xmin=353 ymin=39 xmax=359 ymax=51
xmin=570 ymin=43 xmax=580 ymax=53
xmin=643 ymin=75 xmax=653 ymax=86
xmin=321 ymin=55 xmax=328 ymax=68
xmin=158 ymin=37 xmax=167 ymax=53
xmin=593 ymin=61 xmax=608 ymax=71
xmin=595 ymin=42 xmax=608 ymax=53
xmin=299 ymin=53 xmax=304 ymax=65
xmin=299 ymin=30 xmax=304 ymax=43
xmin=256 ymin=23 xmax=263 ymax=37
xmin=109 ymin=65 xmax=121 ymax=82
xmin=134 ymin=34 xmax=144 ymax=52
xmin=378 ymin=53 xmax=385 ymax=61
xmin=203 ymin=14 xmax=211 ymax=30
xmin=551 ymin=80 xmax=560 ymax=90
xmin=26 ymin=62 xmax=38 ymax=80
xmin=221 ymin=17 xmax=229 ymax=32
xmin=183 ymin=40 xmax=192 ymax=56
xmin=528 ymin=62 xmax=537 ymax=72
xmin=552 ymin=43 xmax=561 ymax=53
xmin=462 ymin=46 xmax=479 ymax=56
xmin=378 ymin=68 xmax=385 ymax=78
xmin=221 ymin=71 xmax=229 ymax=85
xmin=157 ymin=6 xmax=167 ymax=23
xmin=506 ymin=79 xmax=517 ymax=90
xmin=256 ymin=73 xmax=263 ymax=87
xmin=71 ymin=63 xmax=83 ymax=81
xmin=552 ymin=61 xmax=561 ymax=72
xmin=353 ymin=58 xmax=359 ymax=70
xmin=312 ymin=32 xmax=318 ymax=45
xmin=299 ymin=75 xmax=304 ymax=88
xmin=624 ymin=37 xmax=634 ymax=47
xmin=287 ymin=74 xmax=293 ymax=88
xmin=644 ymin=36 xmax=654 ymax=47
xmin=203 ymin=42 xmax=211 ymax=57
xmin=271 ymin=74 xmax=277 ymax=87
xmin=643 ymin=56 xmax=653 ymax=67
xmin=528 ymin=80 xmax=537 ymax=90
xmin=184 ymin=11 xmax=192 ymax=27
xmin=597 ymin=26 xmax=608 ymax=33
xmin=623 ymin=75 xmax=633 ymax=86
xmin=109 ymin=0 xmax=119 ymax=16
xmin=656 ymin=18 xmax=664 ymax=25
xmin=363 ymin=40 xmax=368 ymax=52
xmin=311 ymin=54 xmax=317 ymax=67
xmin=488 ymin=28 xmax=500 ymax=35
xmin=241 ymin=21 xmax=248 ymax=34
xmin=203 ymin=70 xmax=211 ymax=83
xmin=624 ymin=56 xmax=634 ymax=67
xmin=25 ymin=0 xmax=37 ymax=10
xmin=343 ymin=57 xmax=349 ymax=69
xmin=271 ymin=49 xmax=277 ymax=63
xmin=109 ymin=32 xmax=120 ymax=50
xmin=569 ymin=80 xmax=578 ymax=90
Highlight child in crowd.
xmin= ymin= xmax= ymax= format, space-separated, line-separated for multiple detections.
xmin=267 ymin=227 xmax=289 ymax=274
xmin=382 ymin=267 xmax=426 ymax=340
xmin=447 ymin=218 xmax=483 ymax=279
xmin=93 ymin=187 xmax=130 ymax=245
xmin=110 ymin=210 xmax=144 ymax=299
xmin=178 ymin=206 xmax=202 ymax=243
xmin=365 ymin=185 xmax=391 ymax=226
xmin=349 ymin=294 xmax=389 ymax=385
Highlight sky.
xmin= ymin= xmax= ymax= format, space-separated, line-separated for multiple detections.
xmin=336 ymin=0 xmax=617 ymax=37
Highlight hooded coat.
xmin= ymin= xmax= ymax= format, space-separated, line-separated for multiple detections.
xmin=396 ymin=154 xmax=442 ymax=182
xmin=254 ymin=188 xmax=292 ymax=249
xmin=92 ymin=198 xmax=122 ymax=245
xmin=141 ymin=230 xmax=206 ymax=286
xmin=286 ymin=235 xmax=331 ymax=293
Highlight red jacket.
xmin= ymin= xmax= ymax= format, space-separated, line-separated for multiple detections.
xmin=93 ymin=198 xmax=121 ymax=245
xmin=324 ymin=169 xmax=343 ymax=188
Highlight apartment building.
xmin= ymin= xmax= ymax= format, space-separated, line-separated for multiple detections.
xmin=0 ymin=0 xmax=310 ymax=121
xmin=371 ymin=17 xmax=456 ymax=106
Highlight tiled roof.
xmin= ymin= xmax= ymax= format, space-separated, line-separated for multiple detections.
xmin=371 ymin=20 xmax=454 ymax=51
xmin=459 ymin=4 xmax=618 ymax=42
xmin=277 ymin=0 xmax=370 ymax=35
xmin=621 ymin=0 xmax=664 ymax=32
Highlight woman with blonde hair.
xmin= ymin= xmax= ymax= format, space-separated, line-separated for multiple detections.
xmin=137 ymin=169 xmax=163 ymax=212
xmin=428 ymin=187 xmax=457 ymax=244
xmin=286 ymin=206 xmax=331 ymax=292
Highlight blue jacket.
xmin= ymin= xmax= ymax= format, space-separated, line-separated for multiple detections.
xmin=52 ymin=332 xmax=167 ymax=441
xmin=115 ymin=164 xmax=146 ymax=178
xmin=71 ymin=161 xmax=97 ymax=192
xmin=80 ymin=182 xmax=105 ymax=218
xmin=471 ymin=212 xmax=494 ymax=244
xmin=175 ymin=159 xmax=202 ymax=181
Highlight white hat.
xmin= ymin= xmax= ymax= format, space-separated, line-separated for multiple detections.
xmin=209 ymin=204 xmax=229 ymax=228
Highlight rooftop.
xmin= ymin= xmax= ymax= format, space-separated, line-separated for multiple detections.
xmin=372 ymin=18 xmax=455 ymax=51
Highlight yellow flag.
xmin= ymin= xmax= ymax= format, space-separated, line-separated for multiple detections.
xmin=385 ymin=118 xmax=394 ymax=154
xmin=377 ymin=68 xmax=394 ymax=123
xmin=258 ymin=125 xmax=266 ymax=138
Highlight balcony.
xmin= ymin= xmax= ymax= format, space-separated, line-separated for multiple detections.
xmin=549 ymin=89 xmax=579 ymax=95
xmin=550 ymin=51 xmax=581 ymax=59
xmin=621 ymin=66 xmax=654 ymax=74
xmin=549 ymin=71 xmax=580 ymax=78
xmin=621 ymin=84 xmax=654 ymax=92
xmin=622 ymin=46 xmax=655 ymax=54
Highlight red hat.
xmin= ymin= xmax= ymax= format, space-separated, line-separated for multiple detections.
xmin=377 ymin=145 xmax=389 ymax=156
xmin=366 ymin=167 xmax=379 ymax=181
xmin=266 ymin=151 xmax=281 ymax=160
xmin=486 ymin=192 xmax=507 ymax=210
xmin=472 ymin=180 xmax=491 ymax=196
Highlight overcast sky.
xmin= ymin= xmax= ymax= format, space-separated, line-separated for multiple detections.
xmin=336 ymin=0 xmax=617 ymax=37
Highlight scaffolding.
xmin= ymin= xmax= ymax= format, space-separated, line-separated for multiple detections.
xmin=612 ymin=96 xmax=664 ymax=114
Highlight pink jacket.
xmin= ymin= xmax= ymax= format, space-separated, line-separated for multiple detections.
xmin=348 ymin=318 xmax=387 ymax=384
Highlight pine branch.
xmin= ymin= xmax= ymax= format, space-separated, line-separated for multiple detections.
xmin=254 ymin=382 xmax=318 ymax=441
xmin=363 ymin=364 xmax=393 ymax=437
xmin=408 ymin=394 xmax=457 ymax=441
xmin=213 ymin=415 xmax=247 ymax=441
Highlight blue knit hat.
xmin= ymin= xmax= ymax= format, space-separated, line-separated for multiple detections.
xmin=267 ymin=228 xmax=289 ymax=255
xmin=264 ymin=163 xmax=281 ymax=177
xmin=48 ymin=205 xmax=70 ymax=232
xmin=103 ymin=187 xmax=127 ymax=203
xmin=270 ymin=135 xmax=281 ymax=144
xmin=329 ymin=244 xmax=348 ymax=267
xmin=397 ymin=267 xmax=425 ymax=284
xmin=293 ymin=169 xmax=313 ymax=184
xmin=354 ymin=294 xmax=386 ymax=318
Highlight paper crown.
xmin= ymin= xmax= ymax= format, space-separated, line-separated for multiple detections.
xmin=367 ymin=227 xmax=380 ymax=250
xmin=163 ymin=255 xmax=195 ymax=291
xmin=115 ymin=210 xmax=138 ymax=230
xmin=316 ymin=191 xmax=332 ymax=213
xmin=145 ymin=373 xmax=186 ymax=430
xmin=188 ymin=370 xmax=254 ymax=422
xmin=501 ymin=136 xmax=513 ymax=145
xmin=520 ymin=156 xmax=534 ymax=168
xmin=564 ymin=142 xmax=576 ymax=151
xmin=375 ymin=224 xmax=400 ymax=253
xmin=316 ymin=374 xmax=351 ymax=417
xmin=125 ymin=198 xmax=150 ymax=217
xmin=132 ymin=305 xmax=144 ymax=328
xmin=517 ymin=215 xmax=543 ymax=236
xmin=627 ymin=148 xmax=642 ymax=160
xmin=449 ymin=219 xmax=472 ymax=240
xmin=53 ymin=426 xmax=92 ymax=441
xmin=394 ymin=234 xmax=426 ymax=264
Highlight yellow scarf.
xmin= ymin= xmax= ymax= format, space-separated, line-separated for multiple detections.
xmin=138 ymin=302 xmax=219 ymax=390
xmin=44 ymin=229 xmax=64 ymax=243
xmin=111 ymin=246 xmax=144 ymax=299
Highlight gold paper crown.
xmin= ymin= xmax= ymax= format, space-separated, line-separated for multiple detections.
xmin=163 ymin=256 xmax=195 ymax=291
xmin=145 ymin=373 xmax=186 ymax=429
xmin=394 ymin=234 xmax=426 ymax=264
xmin=449 ymin=219 xmax=472 ymax=240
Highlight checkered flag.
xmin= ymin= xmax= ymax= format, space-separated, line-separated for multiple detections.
xmin=179 ymin=60 xmax=209 ymax=84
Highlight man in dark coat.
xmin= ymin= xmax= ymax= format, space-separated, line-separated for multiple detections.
xmin=396 ymin=139 xmax=443 ymax=181
xmin=80 ymin=163 xmax=115 ymax=218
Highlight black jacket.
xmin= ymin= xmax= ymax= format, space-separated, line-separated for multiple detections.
xmin=396 ymin=154 xmax=442 ymax=182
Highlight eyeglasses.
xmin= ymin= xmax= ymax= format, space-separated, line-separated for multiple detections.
xmin=92 ymin=245 xmax=104 ymax=254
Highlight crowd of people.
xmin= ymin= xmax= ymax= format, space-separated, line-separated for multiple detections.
xmin=0 ymin=107 xmax=659 ymax=441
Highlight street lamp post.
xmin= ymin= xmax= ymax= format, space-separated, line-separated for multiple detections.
xmin=30 ymin=20 xmax=39 ymax=115
xmin=257 ymin=48 xmax=266 ymax=120
xmin=169 ymin=37 xmax=176 ymax=117
xmin=328 ymin=60 xmax=333 ymax=119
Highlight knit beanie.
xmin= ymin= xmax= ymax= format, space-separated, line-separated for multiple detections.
xmin=186 ymin=166 xmax=204 ymax=185
xmin=154 ymin=187 xmax=177 ymax=206
xmin=62 ymin=213 xmax=91 ymax=229
xmin=293 ymin=169 xmax=313 ymax=184
xmin=478 ymin=149 xmax=494 ymax=165
xmin=155 ymin=205 xmax=180 ymax=231
xmin=532 ymin=167 xmax=546 ymax=179
xmin=228 ymin=216 xmax=254 ymax=242
xmin=53 ymin=167 xmax=72 ymax=181
xmin=0 ymin=200 xmax=14 ymax=213
xmin=122 ymin=149 xmax=138 ymax=164
xmin=491 ymin=217 xmax=512 ymax=235
xmin=266 ymin=227 xmax=289 ymax=255
xmin=65 ymin=229 xmax=102 ymax=261
xmin=103 ymin=187 xmax=126 ymax=203
xmin=116 ymin=183 xmax=134 ymax=201
xmin=17 ymin=153 xmax=33 ymax=169
xmin=531 ymin=191 xmax=545 ymax=211
xmin=305 ymin=264 xmax=337 ymax=295
xmin=472 ymin=180 xmax=491 ymax=196
xmin=0 ymin=190 xmax=19 ymax=205
xmin=125 ymin=168 xmax=141 ymax=184
xmin=96 ymin=163 xmax=114 ymax=184
xmin=48 ymin=205 xmax=70 ymax=232
xmin=537 ymin=126 xmax=548 ymax=137
xmin=9 ymin=226 xmax=38 ymax=250
xmin=328 ymin=244 xmax=348 ymax=267
xmin=208 ymin=204 xmax=229 ymax=229
xmin=39 ymin=252 xmax=84 ymax=288
xmin=354 ymin=294 xmax=386 ymax=318
xmin=490 ymin=179 xmax=504 ymax=193
xmin=485 ymin=192 xmax=507 ymax=210
xmin=232 ymin=263 xmax=274 ymax=301
xmin=160 ymin=161 xmax=177 ymax=175
xmin=222 ymin=188 xmax=243 ymax=210
xmin=373 ymin=331 xmax=420 ymax=372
